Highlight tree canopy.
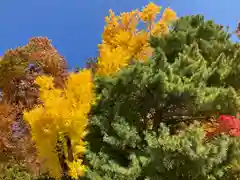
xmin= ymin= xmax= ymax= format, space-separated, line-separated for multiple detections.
xmin=1 ymin=2 xmax=240 ymax=180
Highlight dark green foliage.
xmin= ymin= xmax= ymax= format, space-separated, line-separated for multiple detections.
xmin=85 ymin=121 xmax=240 ymax=180
xmin=85 ymin=15 xmax=240 ymax=179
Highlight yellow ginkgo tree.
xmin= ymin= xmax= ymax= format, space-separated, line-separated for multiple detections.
xmin=96 ymin=2 xmax=177 ymax=76
xmin=23 ymin=69 xmax=95 ymax=179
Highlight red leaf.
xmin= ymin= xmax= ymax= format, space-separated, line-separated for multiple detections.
xmin=217 ymin=115 xmax=240 ymax=136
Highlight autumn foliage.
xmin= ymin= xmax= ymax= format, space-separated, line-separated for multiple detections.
xmin=24 ymin=69 xmax=95 ymax=178
xmin=205 ymin=115 xmax=240 ymax=137
xmin=0 ymin=37 xmax=68 ymax=176
xmin=96 ymin=3 xmax=176 ymax=76
xmin=1 ymin=2 xmax=240 ymax=180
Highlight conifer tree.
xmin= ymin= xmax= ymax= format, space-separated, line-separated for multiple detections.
xmin=84 ymin=14 xmax=240 ymax=180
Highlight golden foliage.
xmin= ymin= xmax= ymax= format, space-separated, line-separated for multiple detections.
xmin=202 ymin=121 xmax=219 ymax=136
xmin=23 ymin=69 xmax=95 ymax=179
xmin=96 ymin=2 xmax=177 ymax=76
xmin=139 ymin=2 xmax=161 ymax=23
xmin=161 ymin=8 xmax=177 ymax=22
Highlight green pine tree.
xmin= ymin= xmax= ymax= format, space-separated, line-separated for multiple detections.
xmin=84 ymin=15 xmax=240 ymax=180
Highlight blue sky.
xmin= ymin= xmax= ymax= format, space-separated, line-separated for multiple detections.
xmin=1 ymin=0 xmax=239 ymax=69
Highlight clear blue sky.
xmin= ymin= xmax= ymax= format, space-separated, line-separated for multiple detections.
xmin=1 ymin=0 xmax=239 ymax=69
